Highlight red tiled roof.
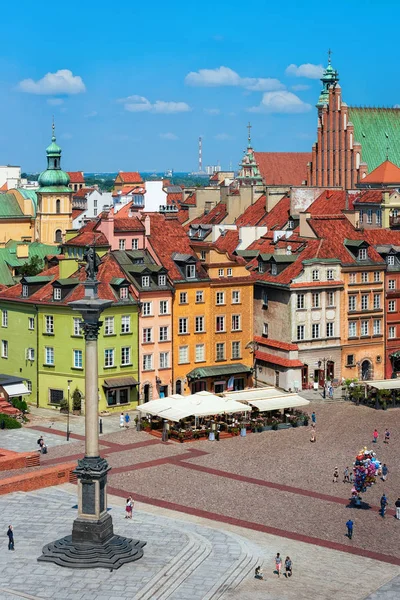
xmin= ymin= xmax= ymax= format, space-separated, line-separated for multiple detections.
xmin=307 ymin=190 xmax=358 ymax=214
xmin=176 ymin=208 xmax=189 ymax=224
xmin=254 ymin=152 xmax=311 ymax=186
xmin=115 ymin=172 xmax=143 ymax=184
xmin=147 ymin=214 xmax=208 ymax=281
xmin=182 ymin=192 xmax=196 ymax=206
xmin=254 ymin=335 xmax=298 ymax=351
xmin=363 ymin=228 xmax=400 ymax=246
xmin=255 ymin=350 xmax=303 ymax=368
xmin=290 ymin=280 xmax=344 ymax=288
xmin=112 ymin=185 xmax=145 ymax=197
xmin=0 ymin=182 xmax=8 ymax=192
xmin=258 ymin=195 xmax=291 ymax=228
xmin=0 ymin=254 xmax=132 ymax=305
xmin=167 ymin=192 xmax=183 ymax=205
xmin=188 ymin=202 xmax=227 ymax=227
xmin=73 ymin=187 xmax=95 ymax=198
xmin=235 ymin=195 xmax=266 ymax=227
xmin=214 ymin=230 xmax=240 ymax=254
xmin=72 ymin=208 xmax=85 ymax=220
xmin=64 ymin=220 xmax=110 ymax=247
xmin=114 ymin=217 xmax=144 ymax=232
xmin=354 ymin=190 xmax=383 ymax=204
xmin=361 ymin=160 xmax=400 ymax=184
xmin=67 ymin=171 xmax=85 ymax=183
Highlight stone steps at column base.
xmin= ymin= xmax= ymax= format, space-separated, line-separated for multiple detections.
xmin=135 ymin=528 xmax=212 ymax=600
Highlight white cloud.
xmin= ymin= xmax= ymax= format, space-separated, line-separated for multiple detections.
xmin=118 ymin=95 xmax=190 ymax=114
xmin=394 ymin=104 xmax=400 ymax=108
xmin=159 ymin=132 xmax=178 ymax=140
xmin=204 ymin=108 xmax=221 ymax=115
xmin=214 ymin=133 xmax=234 ymax=141
xmin=292 ymin=84 xmax=310 ymax=91
xmin=185 ymin=66 xmax=284 ymax=91
xmin=248 ymin=91 xmax=312 ymax=114
xmin=285 ymin=63 xmax=324 ymax=79
xmin=85 ymin=110 xmax=98 ymax=118
xmin=18 ymin=69 xmax=86 ymax=95
xmin=47 ymin=98 xmax=64 ymax=106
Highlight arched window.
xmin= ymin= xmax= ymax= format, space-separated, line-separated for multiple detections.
xmin=55 ymin=229 xmax=62 ymax=243
xmin=56 ymin=199 xmax=61 ymax=214
xmin=54 ymin=159 xmax=58 ymax=168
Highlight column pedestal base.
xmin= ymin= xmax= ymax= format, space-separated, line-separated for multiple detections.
xmin=38 ymin=533 xmax=146 ymax=570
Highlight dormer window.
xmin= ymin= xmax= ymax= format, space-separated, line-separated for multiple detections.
xmin=186 ymin=265 xmax=196 ymax=279
xmin=53 ymin=287 xmax=62 ymax=301
xmin=142 ymin=276 xmax=150 ymax=287
xmin=387 ymin=255 xmax=395 ymax=266
xmin=358 ymin=248 xmax=367 ymax=261
xmin=258 ymin=262 xmax=265 ymax=273
xmin=271 ymin=263 xmax=277 ymax=276
xmin=22 ymin=284 xmax=28 ymax=298
xmin=158 ymin=275 xmax=166 ymax=286
xmin=288 ymin=219 xmax=295 ymax=230
xmin=312 ymin=269 xmax=320 ymax=281
xmin=120 ymin=286 xmax=129 ymax=300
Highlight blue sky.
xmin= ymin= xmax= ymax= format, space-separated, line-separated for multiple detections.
xmin=1 ymin=0 xmax=399 ymax=173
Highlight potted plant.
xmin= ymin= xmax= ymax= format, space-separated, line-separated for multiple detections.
xmin=178 ymin=432 xmax=184 ymax=443
xmin=271 ymin=419 xmax=279 ymax=430
xmin=72 ymin=388 xmax=82 ymax=415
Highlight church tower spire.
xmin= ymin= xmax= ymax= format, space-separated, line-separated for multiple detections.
xmin=317 ymin=50 xmax=339 ymax=107
xmin=237 ymin=123 xmax=263 ymax=186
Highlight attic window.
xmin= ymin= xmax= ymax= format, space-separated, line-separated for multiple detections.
xmin=158 ymin=274 xmax=166 ymax=286
xmin=142 ymin=276 xmax=150 ymax=287
xmin=358 ymin=248 xmax=367 ymax=261
xmin=22 ymin=284 xmax=28 ymax=298
xmin=186 ymin=265 xmax=196 ymax=279
xmin=53 ymin=288 xmax=62 ymax=301
xmin=258 ymin=262 xmax=265 ymax=274
xmin=271 ymin=263 xmax=277 ymax=276
xmin=120 ymin=286 xmax=129 ymax=300
xmin=387 ymin=255 xmax=395 ymax=266
xmin=287 ymin=219 xmax=295 ymax=230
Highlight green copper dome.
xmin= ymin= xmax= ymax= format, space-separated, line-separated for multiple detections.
xmin=38 ymin=123 xmax=71 ymax=191
xmin=317 ymin=56 xmax=339 ymax=108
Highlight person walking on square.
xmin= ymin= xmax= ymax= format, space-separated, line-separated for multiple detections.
xmin=382 ymin=464 xmax=388 ymax=482
xmin=285 ymin=556 xmax=292 ymax=577
xmin=380 ymin=494 xmax=388 ymax=518
xmin=373 ymin=429 xmax=379 ymax=444
xmin=311 ymin=411 xmax=316 ymax=425
xmin=7 ymin=525 xmax=14 ymax=550
xmin=125 ymin=496 xmax=133 ymax=519
xmin=120 ymin=413 xmax=125 ymax=428
xmin=343 ymin=466 xmax=350 ymax=483
xmin=310 ymin=424 xmax=316 ymax=443
xmin=384 ymin=429 xmax=390 ymax=444
xmin=275 ymin=553 xmax=282 ymax=577
xmin=395 ymin=497 xmax=400 ymax=520
xmin=333 ymin=467 xmax=339 ymax=483
xmin=124 ymin=413 xmax=130 ymax=429
xmin=346 ymin=519 xmax=354 ymax=539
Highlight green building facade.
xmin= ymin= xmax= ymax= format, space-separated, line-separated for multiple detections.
xmin=0 ymin=254 xmax=140 ymax=413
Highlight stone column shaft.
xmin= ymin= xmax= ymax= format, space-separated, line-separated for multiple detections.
xmin=85 ymin=338 xmax=99 ymax=458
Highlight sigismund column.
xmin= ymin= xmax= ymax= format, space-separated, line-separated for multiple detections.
xmin=38 ymin=245 xmax=145 ymax=569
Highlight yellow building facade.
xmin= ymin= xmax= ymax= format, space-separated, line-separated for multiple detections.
xmin=173 ymin=248 xmax=253 ymax=395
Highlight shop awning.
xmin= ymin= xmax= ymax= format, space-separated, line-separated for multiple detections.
xmin=187 ymin=363 xmax=251 ymax=379
xmin=103 ymin=376 xmax=138 ymax=388
xmin=2 ymin=383 xmax=30 ymax=397
xmin=137 ymin=390 xmax=250 ymax=420
xmin=224 ymin=388 xmax=290 ymax=402
xmin=246 ymin=394 xmax=310 ymax=411
xmin=366 ymin=379 xmax=400 ymax=390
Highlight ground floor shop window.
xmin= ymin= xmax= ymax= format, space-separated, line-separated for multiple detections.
xmin=49 ymin=389 xmax=63 ymax=404
xmin=191 ymin=380 xmax=206 ymax=393
xmin=106 ymin=387 xmax=130 ymax=406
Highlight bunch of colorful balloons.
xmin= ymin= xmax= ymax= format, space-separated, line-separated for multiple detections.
xmin=352 ymin=447 xmax=381 ymax=495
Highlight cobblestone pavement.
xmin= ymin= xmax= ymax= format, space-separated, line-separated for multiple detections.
xmin=1 ymin=401 xmax=400 ymax=598
xmin=0 ymin=486 xmax=398 ymax=600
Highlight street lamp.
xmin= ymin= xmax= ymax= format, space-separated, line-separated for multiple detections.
xmin=66 ymin=379 xmax=72 ymax=441
xmin=246 ymin=341 xmax=259 ymax=388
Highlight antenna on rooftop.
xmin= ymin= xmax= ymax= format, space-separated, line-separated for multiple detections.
xmin=198 ymin=137 xmax=203 ymax=173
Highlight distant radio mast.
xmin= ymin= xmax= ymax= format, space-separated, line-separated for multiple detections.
xmin=198 ymin=136 xmax=203 ymax=172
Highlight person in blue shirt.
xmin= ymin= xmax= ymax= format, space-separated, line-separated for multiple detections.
xmin=380 ymin=494 xmax=388 ymax=518
xmin=346 ymin=519 xmax=354 ymax=539
xmin=311 ymin=412 xmax=316 ymax=424
xmin=124 ymin=413 xmax=130 ymax=429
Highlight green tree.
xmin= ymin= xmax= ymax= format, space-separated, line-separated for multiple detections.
xmin=19 ymin=256 xmax=44 ymax=277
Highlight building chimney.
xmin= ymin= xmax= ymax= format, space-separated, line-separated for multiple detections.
xmin=144 ymin=214 xmax=151 ymax=236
